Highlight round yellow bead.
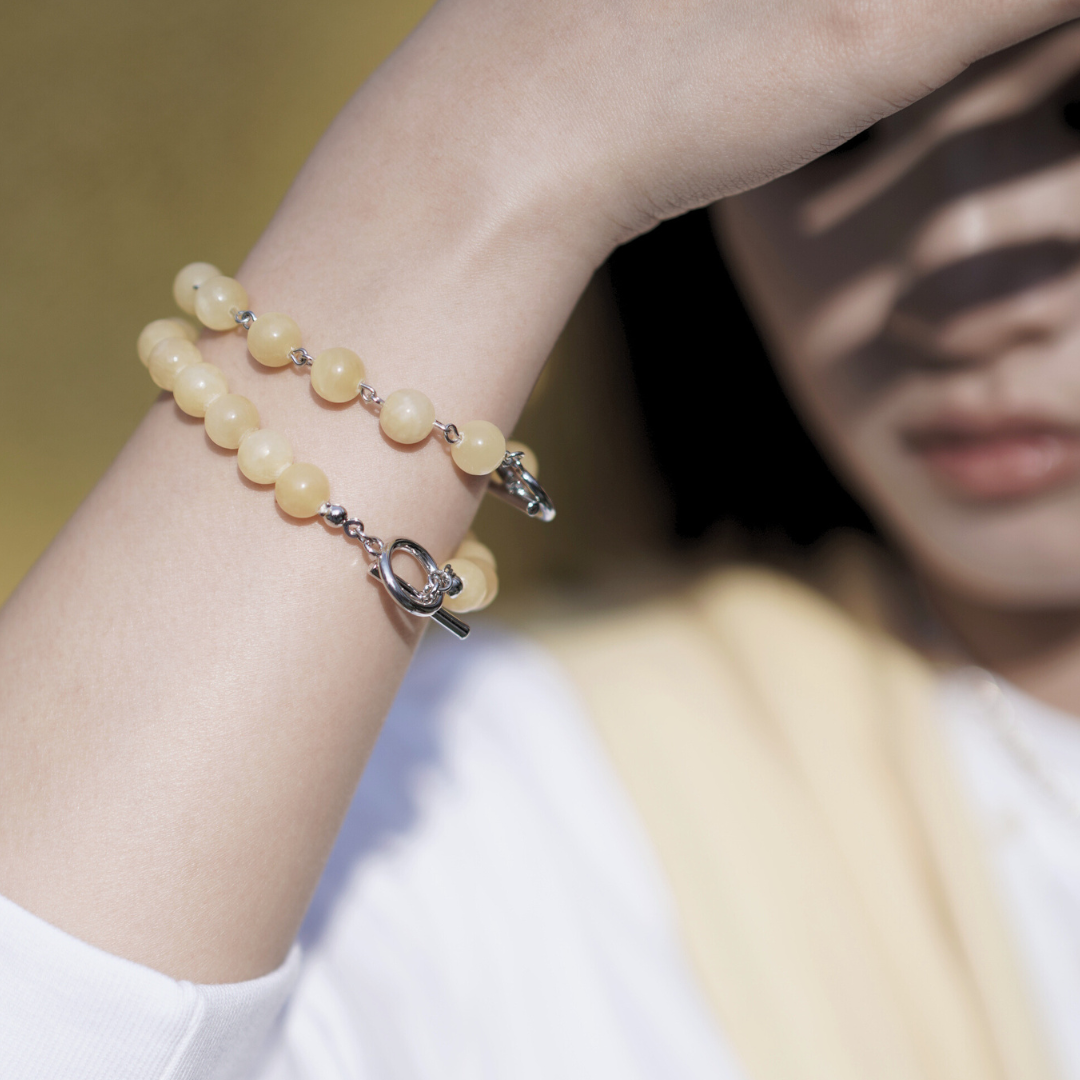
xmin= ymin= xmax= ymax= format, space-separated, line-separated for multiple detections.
xmin=237 ymin=429 xmax=293 ymax=484
xmin=441 ymin=557 xmax=489 ymax=613
xmin=451 ymin=420 xmax=506 ymax=475
xmin=311 ymin=347 xmax=366 ymax=403
xmin=379 ymin=389 xmax=435 ymax=444
xmin=204 ymin=394 xmax=259 ymax=449
xmin=173 ymin=262 xmax=222 ymax=315
xmin=505 ymin=439 xmax=539 ymax=478
xmin=275 ymin=462 xmax=331 ymax=519
xmin=454 ymin=537 xmax=496 ymax=569
xmin=148 ymin=337 xmax=202 ymax=390
xmin=173 ymin=362 xmax=228 ymax=417
xmin=248 ymin=312 xmax=303 ymax=367
xmin=454 ymin=538 xmax=499 ymax=608
xmin=138 ymin=317 xmax=198 ymax=365
xmin=476 ymin=562 xmax=499 ymax=609
xmin=194 ymin=275 xmax=248 ymax=332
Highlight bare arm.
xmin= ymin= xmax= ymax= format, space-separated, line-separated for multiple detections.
xmin=1 ymin=0 xmax=1076 ymax=984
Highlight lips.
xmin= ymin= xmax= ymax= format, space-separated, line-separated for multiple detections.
xmin=903 ymin=417 xmax=1080 ymax=499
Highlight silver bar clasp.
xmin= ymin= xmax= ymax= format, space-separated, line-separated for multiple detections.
xmin=487 ymin=451 xmax=556 ymax=522
xmin=367 ymin=537 xmax=471 ymax=639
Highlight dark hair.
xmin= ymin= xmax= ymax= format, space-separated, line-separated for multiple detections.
xmin=606 ymin=208 xmax=876 ymax=546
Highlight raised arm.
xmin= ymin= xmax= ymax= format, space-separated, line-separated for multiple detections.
xmin=1 ymin=0 xmax=1076 ymax=984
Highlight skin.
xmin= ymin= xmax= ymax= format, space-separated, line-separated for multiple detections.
xmin=3 ymin=0 xmax=1080 ymax=984
xmin=718 ymin=23 xmax=1080 ymax=715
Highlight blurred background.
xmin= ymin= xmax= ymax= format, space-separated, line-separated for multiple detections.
xmin=0 ymin=0 xmax=873 ymax=613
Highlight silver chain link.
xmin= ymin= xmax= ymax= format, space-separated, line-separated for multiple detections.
xmin=433 ymin=419 xmax=462 ymax=445
xmin=289 ymin=347 xmax=314 ymax=368
xmin=357 ymin=382 xmax=385 ymax=407
xmin=232 ymin=309 xmax=257 ymax=330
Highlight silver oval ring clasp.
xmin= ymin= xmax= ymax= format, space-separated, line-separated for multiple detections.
xmin=368 ymin=537 xmax=471 ymax=639
xmin=487 ymin=451 xmax=556 ymax=522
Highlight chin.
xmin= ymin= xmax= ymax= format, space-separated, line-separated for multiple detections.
xmin=882 ymin=499 xmax=1080 ymax=608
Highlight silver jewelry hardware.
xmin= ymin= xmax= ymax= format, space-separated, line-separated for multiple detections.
xmin=368 ymin=538 xmax=470 ymax=639
xmin=232 ymin=309 xmax=257 ymax=330
xmin=358 ymin=382 xmax=385 ymax=407
xmin=319 ymin=504 xmax=469 ymax=638
xmin=289 ymin=347 xmax=314 ymax=368
xmin=433 ymin=419 xmax=463 ymax=445
xmin=487 ymin=450 xmax=556 ymax=522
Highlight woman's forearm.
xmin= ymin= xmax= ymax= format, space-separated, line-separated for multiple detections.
xmin=0 ymin=12 xmax=607 ymax=985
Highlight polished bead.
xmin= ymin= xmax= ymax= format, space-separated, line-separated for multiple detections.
xmin=248 ymin=311 xmax=303 ymax=367
xmin=454 ymin=537 xmax=496 ymax=568
xmin=148 ymin=337 xmax=202 ymax=390
xmin=379 ymin=389 xmax=435 ymax=444
xmin=173 ymin=262 xmax=222 ymax=315
xmin=505 ymin=439 xmax=539 ymax=478
xmin=455 ymin=538 xmax=499 ymax=607
xmin=204 ymin=394 xmax=259 ymax=449
xmin=451 ymin=420 xmax=506 ymax=475
xmin=194 ymin=275 xmax=248 ymax=331
xmin=311 ymin=347 xmax=365 ymax=403
xmin=138 ymin=317 xmax=198 ymax=365
xmin=173 ymin=362 xmax=228 ymax=417
xmin=441 ymin=557 xmax=488 ymax=613
xmin=476 ymin=562 xmax=499 ymax=608
xmin=237 ymin=429 xmax=292 ymax=484
xmin=275 ymin=462 xmax=330 ymax=518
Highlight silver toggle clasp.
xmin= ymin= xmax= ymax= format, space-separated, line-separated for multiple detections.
xmin=368 ymin=537 xmax=470 ymax=639
xmin=487 ymin=451 xmax=556 ymax=522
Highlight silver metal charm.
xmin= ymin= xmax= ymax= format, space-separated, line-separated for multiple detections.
xmin=319 ymin=504 xmax=470 ymax=639
xmin=368 ymin=538 xmax=471 ymax=639
xmin=487 ymin=451 xmax=556 ymax=522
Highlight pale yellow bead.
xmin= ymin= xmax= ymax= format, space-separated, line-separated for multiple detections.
xmin=194 ymin=275 xmax=248 ymax=332
xmin=379 ymin=389 xmax=435 ymax=444
xmin=148 ymin=337 xmax=202 ymax=390
xmin=237 ymin=429 xmax=293 ymax=484
xmin=451 ymin=420 xmax=506 ymax=475
xmin=455 ymin=538 xmax=498 ymax=607
xmin=476 ymin=562 xmax=499 ymax=609
xmin=248 ymin=312 xmax=303 ymax=367
xmin=204 ymin=394 xmax=259 ymax=449
xmin=311 ymin=347 xmax=365 ymax=403
xmin=173 ymin=262 xmax=222 ymax=315
xmin=441 ymin=557 xmax=489 ymax=613
xmin=454 ymin=537 xmax=496 ymax=569
xmin=173 ymin=362 xmax=228 ymax=417
xmin=137 ymin=317 xmax=198 ymax=365
xmin=505 ymin=440 xmax=539 ymax=478
xmin=275 ymin=462 xmax=330 ymax=518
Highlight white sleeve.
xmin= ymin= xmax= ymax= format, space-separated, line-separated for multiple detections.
xmin=0 ymin=891 xmax=300 ymax=1080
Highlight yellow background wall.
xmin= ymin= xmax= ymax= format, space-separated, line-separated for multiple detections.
xmin=1 ymin=1 xmax=664 ymax=610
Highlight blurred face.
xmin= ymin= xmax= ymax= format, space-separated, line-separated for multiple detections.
xmin=718 ymin=25 xmax=1080 ymax=607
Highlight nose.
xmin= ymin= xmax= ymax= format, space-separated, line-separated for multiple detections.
xmin=891 ymin=156 xmax=1080 ymax=362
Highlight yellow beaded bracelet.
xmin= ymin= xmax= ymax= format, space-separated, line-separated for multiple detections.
xmin=170 ymin=262 xmax=555 ymax=522
xmin=138 ymin=320 xmax=502 ymax=636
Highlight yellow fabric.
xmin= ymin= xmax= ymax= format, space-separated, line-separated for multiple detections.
xmin=539 ymin=566 xmax=1057 ymax=1080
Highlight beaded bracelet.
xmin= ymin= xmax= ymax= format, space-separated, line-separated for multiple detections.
xmin=137 ymin=319 xmax=503 ymax=639
xmin=170 ymin=262 xmax=555 ymax=523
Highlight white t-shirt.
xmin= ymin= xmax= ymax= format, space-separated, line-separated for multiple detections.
xmin=937 ymin=670 xmax=1080 ymax=1080
xmin=3 ymin=634 xmax=1080 ymax=1079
